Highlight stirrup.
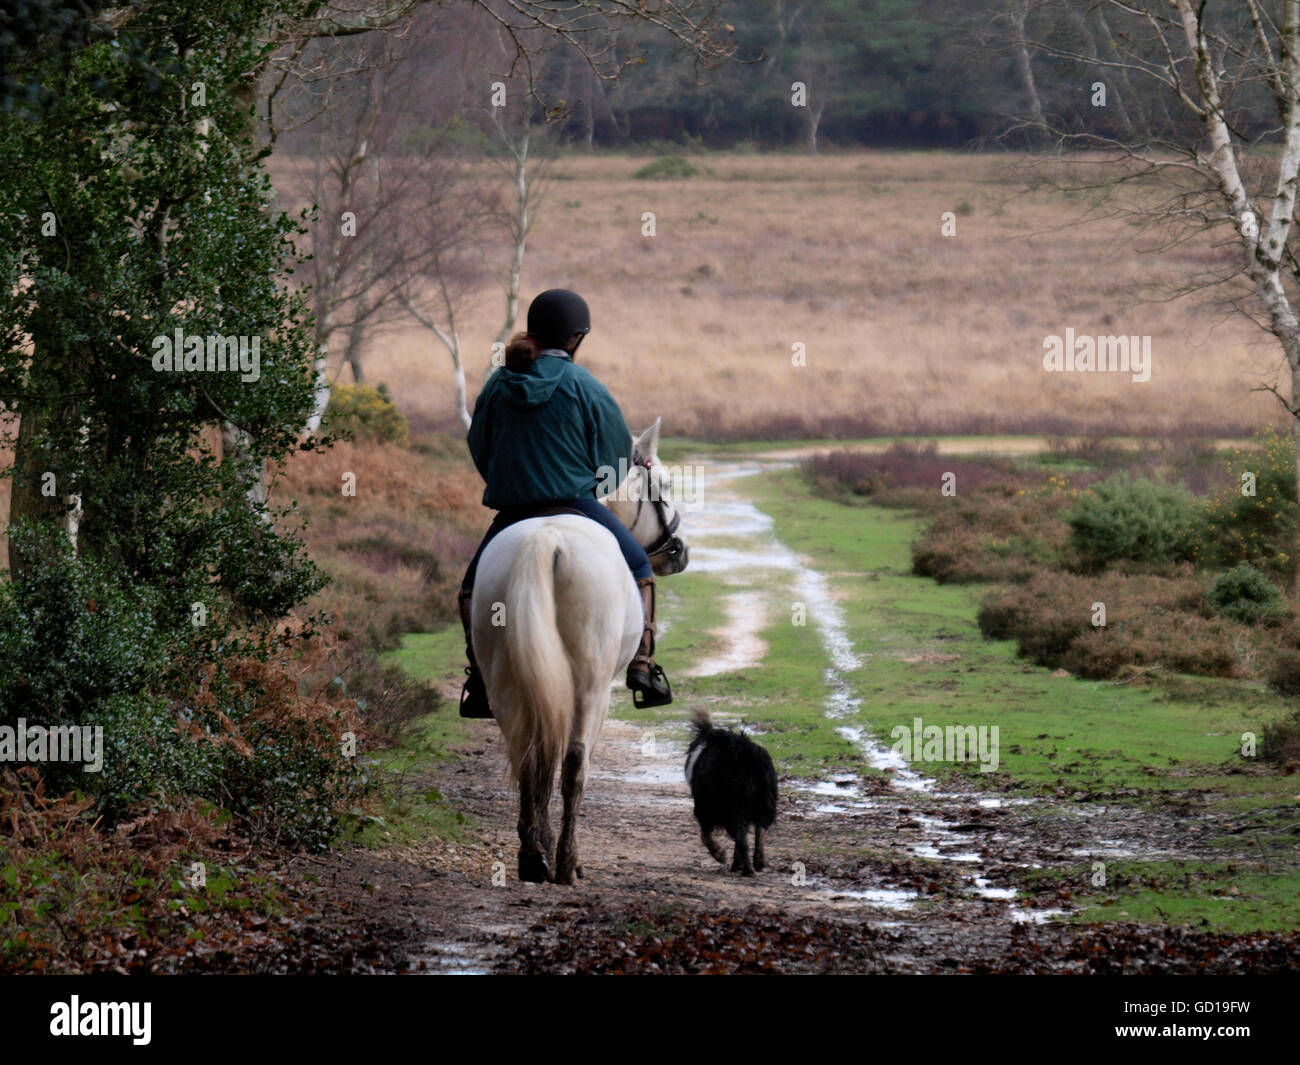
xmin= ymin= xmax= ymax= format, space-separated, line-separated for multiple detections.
xmin=459 ymin=668 xmax=492 ymax=718
xmin=629 ymin=663 xmax=673 ymax=709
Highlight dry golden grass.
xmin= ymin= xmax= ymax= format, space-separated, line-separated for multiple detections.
xmin=335 ymin=151 xmax=1287 ymax=440
xmin=1 ymin=152 xmax=1287 ymax=568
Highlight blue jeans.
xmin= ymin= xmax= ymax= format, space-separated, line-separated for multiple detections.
xmin=460 ymin=497 xmax=652 ymax=591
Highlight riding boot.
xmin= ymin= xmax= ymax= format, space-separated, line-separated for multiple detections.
xmin=458 ymin=589 xmax=492 ymax=718
xmin=627 ymin=576 xmax=673 ymax=708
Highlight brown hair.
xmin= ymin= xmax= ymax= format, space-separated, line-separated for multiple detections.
xmin=504 ymin=332 xmax=542 ymax=372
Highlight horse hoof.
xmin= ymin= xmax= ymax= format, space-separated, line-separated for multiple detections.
xmin=739 ymin=866 xmax=756 ymax=878
xmin=575 ymin=865 xmax=584 ymax=879
xmin=519 ymin=852 xmax=550 ymax=883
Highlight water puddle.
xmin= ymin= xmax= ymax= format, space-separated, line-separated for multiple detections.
xmin=416 ymin=940 xmax=495 ymax=975
xmin=824 ymin=886 xmax=920 ymax=911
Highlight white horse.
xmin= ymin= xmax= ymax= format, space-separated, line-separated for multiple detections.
xmin=471 ymin=419 xmax=689 ymax=884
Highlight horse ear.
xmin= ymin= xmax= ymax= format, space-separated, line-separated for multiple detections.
xmin=633 ymin=417 xmax=662 ymax=461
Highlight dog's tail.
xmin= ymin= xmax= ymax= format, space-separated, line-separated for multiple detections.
xmin=689 ymin=707 xmax=714 ymax=739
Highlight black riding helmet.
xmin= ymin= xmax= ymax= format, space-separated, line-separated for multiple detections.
xmin=527 ymin=289 xmax=591 ymax=348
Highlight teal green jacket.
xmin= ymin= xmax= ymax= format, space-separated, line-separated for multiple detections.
xmin=467 ymin=352 xmax=635 ymax=510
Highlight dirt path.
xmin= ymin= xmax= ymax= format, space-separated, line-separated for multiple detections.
xmin=319 ymin=458 xmax=1292 ymax=974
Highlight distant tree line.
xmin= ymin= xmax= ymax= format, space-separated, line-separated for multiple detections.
xmin=465 ymin=0 xmax=1288 ymax=152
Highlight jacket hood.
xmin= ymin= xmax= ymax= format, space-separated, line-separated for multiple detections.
xmin=497 ymin=351 xmax=572 ymax=407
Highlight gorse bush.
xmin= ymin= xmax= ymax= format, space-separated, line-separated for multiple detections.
xmin=1197 ymin=426 xmax=1297 ymax=579
xmin=324 ymin=383 xmax=410 ymax=445
xmin=1066 ymin=473 xmax=1197 ymax=570
xmin=1209 ymin=563 xmax=1286 ymax=626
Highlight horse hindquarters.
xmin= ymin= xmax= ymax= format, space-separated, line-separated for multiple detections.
xmin=484 ymin=524 xmax=574 ymax=881
xmin=476 ymin=517 xmax=641 ymax=884
xmin=549 ymin=531 xmax=639 ymax=884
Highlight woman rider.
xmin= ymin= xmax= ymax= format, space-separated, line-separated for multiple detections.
xmin=457 ymin=289 xmax=672 ymax=717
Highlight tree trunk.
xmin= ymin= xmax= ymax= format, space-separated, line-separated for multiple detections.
xmin=221 ymin=421 xmax=270 ymax=520
xmin=343 ymin=321 xmax=366 ymax=383
xmin=804 ymin=101 xmax=823 ymax=153
xmin=495 ymin=129 xmax=531 ymax=348
xmin=1010 ymin=1 xmax=1047 ymax=138
xmin=6 ymin=397 xmax=74 ymax=578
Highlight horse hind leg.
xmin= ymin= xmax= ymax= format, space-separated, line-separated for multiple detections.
xmin=554 ymin=739 xmax=587 ymax=886
xmin=517 ymin=757 xmax=554 ymax=884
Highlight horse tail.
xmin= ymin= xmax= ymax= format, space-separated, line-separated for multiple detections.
xmin=501 ymin=524 xmax=573 ymax=786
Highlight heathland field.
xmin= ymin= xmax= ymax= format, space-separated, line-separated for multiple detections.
xmin=362 ymin=151 xmax=1284 ymax=441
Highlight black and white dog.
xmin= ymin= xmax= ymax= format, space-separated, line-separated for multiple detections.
xmin=684 ymin=709 xmax=777 ymax=876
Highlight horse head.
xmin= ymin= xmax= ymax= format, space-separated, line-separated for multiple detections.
xmin=608 ymin=417 xmax=690 ymax=577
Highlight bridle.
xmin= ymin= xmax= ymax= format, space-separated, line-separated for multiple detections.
xmin=632 ymin=454 xmax=686 ymax=567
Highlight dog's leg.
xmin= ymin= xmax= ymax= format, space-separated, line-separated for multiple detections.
xmin=729 ymin=822 xmax=754 ymax=876
xmin=701 ymin=824 xmax=727 ymax=864
xmin=753 ymin=825 xmax=767 ymax=872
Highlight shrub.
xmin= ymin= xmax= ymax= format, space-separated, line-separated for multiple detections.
xmin=324 ymin=383 xmax=410 ymax=445
xmin=804 ymin=444 xmax=1009 ymax=503
xmin=978 ymin=570 xmax=1248 ymax=679
xmin=1066 ymin=473 xmax=1196 ymax=570
xmin=1209 ymin=563 xmax=1286 ymax=625
xmin=1261 ymin=705 xmax=1300 ymax=767
xmin=1263 ymin=707 xmax=1300 ymax=764
xmin=1197 ymin=426 xmax=1297 ymax=579
xmin=911 ymin=483 xmax=1075 ymax=583
xmin=1267 ymin=648 xmax=1300 ymax=697
xmin=633 ymin=155 xmax=702 ymax=180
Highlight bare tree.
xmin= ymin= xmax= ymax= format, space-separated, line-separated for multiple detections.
xmin=1016 ymin=1 xmax=1300 ymax=586
xmin=396 ymin=158 xmax=493 ymax=430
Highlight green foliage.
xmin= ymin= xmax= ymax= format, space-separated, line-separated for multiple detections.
xmin=1197 ymin=426 xmax=1297 ymax=579
xmin=1260 ymin=701 xmax=1300 ymax=767
xmin=1066 ymin=473 xmax=1197 ymax=570
xmin=0 ymin=0 xmax=352 ymax=844
xmin=633 ymin=154 xmax=703 ymax=180
xmin=1209 ymin=564 xmax=1285 ymax=626
xmin=324 ymin=383 xmax=410 ymax=445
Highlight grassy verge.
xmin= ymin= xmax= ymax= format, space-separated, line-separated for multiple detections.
xmin=1019 ymin=858 xmax=1300 ymax=933
xmin=343 ymin=628 xmax=480 ymax=847
xmin=747 ymin=463 xmax=1300 ymax=930
xmin=746 ymin=467 xmax=1296 ymax=804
